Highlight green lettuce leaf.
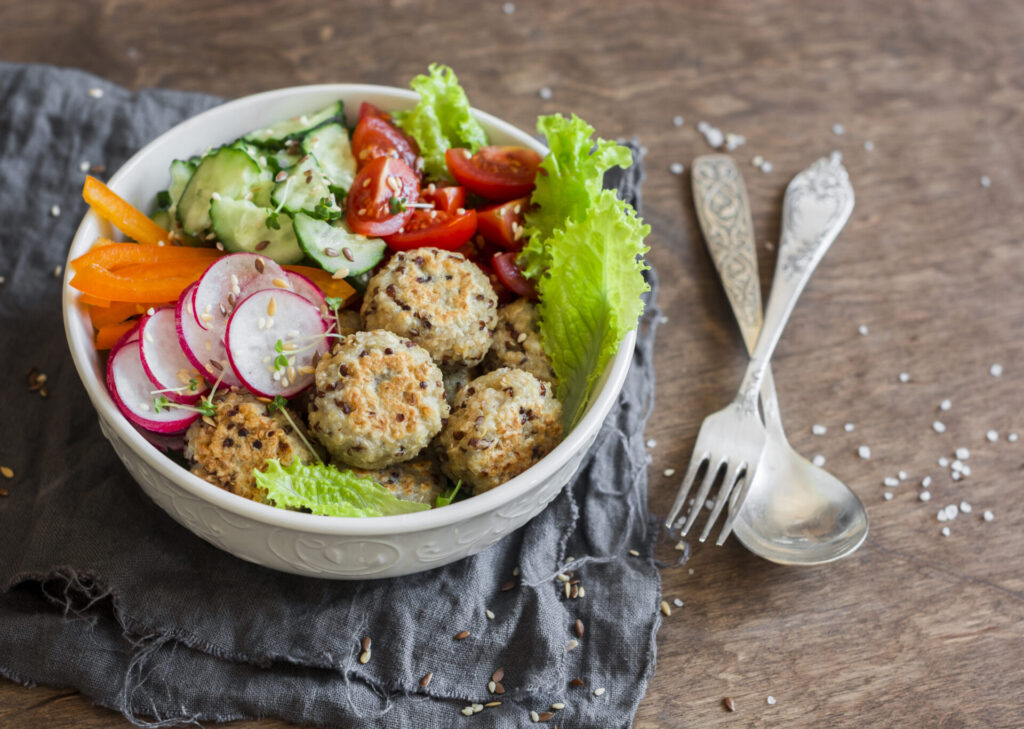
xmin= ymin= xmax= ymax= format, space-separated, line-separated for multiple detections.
xmin=254 ymin=459 xmax=430 ymax=517
xmin=518 ymin=114 xmax=650 ymax=427
xmin=394 ymin=64 xmax=489 ymax=179
xmin=434 ymin=479 xmax=462 ymax=508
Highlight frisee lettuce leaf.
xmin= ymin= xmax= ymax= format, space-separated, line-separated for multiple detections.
xmin=254 ymin=459 xmax=429 ymax=517
xmin=518 ymin=114 xmax=650 ymax=427
xmin=394 ymin=64 xmax=489 ymax=180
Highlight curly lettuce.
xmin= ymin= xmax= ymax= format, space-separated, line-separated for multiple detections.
xmin=254 ymin=459 xmax=429 ymax=517
xmin=394 ymin=64 xmax=489 ymax=179
xmin=518 ymin=114 xmax=650 ymax=427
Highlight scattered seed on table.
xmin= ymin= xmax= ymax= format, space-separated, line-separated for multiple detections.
xmin=811 ymin=424 xmax=827 ymax=435
xmin=921 ymin=476 xmax=932 ymax=488
xmin=0 ymin=467 xmax=12 ymax=479
xmin=567 ymin=639 xmax=579 ymax=651
xmin=552 ymin=702 xmax=565 ymax=710
xmin=87 ymin=87 xmax=104 ymax=98
xmin=767 ymin=695 xmax=777 ymax=705
xmin=663 ymin=467 xmax=676 ymax=477
xmin=863 ymin=140 xmax=875 ymax=151
xmin=723 ymin=697 xmax=736 ymax=712
xmin=359 ymin=650 xmax=371 ymax=664
xmin=488 ymin=680 xmax=496 ymax=693
xmin=674 ymin=541 xmax=686 ymax=552
xmin=538 ymin=87 xmax=552 ymax=100
xmin=461 ymin=706 xmax=474 ymax=716
xmin=660 ymin=600 xmax=672 ymax=616
xmin=530 ymin=710 xmax=540 ymax=722
xmin=594 ymin=687 xmax=606 ymax=696
xmin=628 ymin=549 xmax=640 ymax=557
xmin=898 ymin=372 xmax=910 ymax=383
xmin=472 ymin=703 xmax=483 ymax=713
xmin=486 ymin=609 xmax=495 ymax=620
xmin=990 ymin=363 xmax=1003 ymax=376
xmin=420 ymin=672 xmax=432 ymax=687
xmin=454 ymin=630 xmax=470 ymax=640
xmin=485 ymin=701 xmax=501 ymax=708
xmin=941 ymin=526 xmax=951 ymax=537
xmin=500 ymin=580 xmax=516 ymax=591
xmin=832 ymin=123 xmax=846 ymax=135
xmin=669 ymin=162 xmax=685 ymax=175
xmin=858 ymin=445 xmax=872 ymax=459
xmin=980 ymin=175 xmax=992 ymax=188
xmin=986 ymin=430 xmax=999 ymax=442
xmin=883 ymin=477 xmax=899 ymax=487
xmin=570 ymin=678 xmax=585 ymax=687
xmin=760 ymin=160 xmax=774 ymax=173
xmin=751 ymin=154 xmax=765 ymax=167
xmin=494 ymin=682 xmax=506 ymax=695
xmin=938 ymin=457 xmax=949 ymax=467
xmin=845 ymin=423 xmax=855 ymax=432
xmin=920 ymin=491 xmax=932 ymax=502
xmin=512 ymin=566 xmax=520 ymax=577
xmin=983 ymin=510 xmax=994 ymax=522
xmin=940 ymin=399 xmax=952 ymax=411
xmin=884 ymin=492 xmax=894 ymax=501
xmin=536 ymin=711 xmax=554 ymax=721
xmin=812 ymin=454 xmax=826 ymax=467
xmin=673 ymin=115 xmax=685 ymax=127
xmin=556 ymin=573 xmax=570 ymax=583
xmin=574 ymin=618 xmax=585 ymax=638
xmin=492 ymin=667 xmax=504 ymax=683
xmin=898 ymin=470 xmax=908 ymax=480
xmin=858 ymin=324 xmax=869 ymax=336
xmin=960 ymin=501 xmax=972 ymax=513
xmin=53 ymin=265 xmax=63 ymax=278
xmin=646 ymin=438 xmax=657 ymax=448
xmin=933 ymin=421 xmax=947 ymax=433
xmin=361 ymin=636 xmax=371 ymax=652
xmin=502 ymin=1 xmax=515 ymax=13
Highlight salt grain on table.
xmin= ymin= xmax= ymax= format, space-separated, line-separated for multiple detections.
xmin=898 ymin=470 xmax=908 ymax=480
xmin=812 ymin=454 xmax=826 ymax=467
xmin=980 ymin=175 xmax=992 ymax=188
xmin=697 ymin=121 xmax=725 ymax=149
xmin=986 ymin=430 xmax=998 ymax=442
xmin=669 ymin=162 xmax=684 ymax=175
xmin=940 ymin=399 xmax=952 ymax=411
xmin=955 ymin=447 xmax=970 ymax=460
xmin=760 ymin=160 xmax=774 ymax=173
xmin=502 ymin=1 xmax=515 ymax=13
xmin=724 ymin=133 xmax=745 ymax=151
xmin=766 ymin=696 xmax=777 ymax=705
xmin=960 ymin=501 xmax=972 ymax=513
xmin=921 ymin=476 xmax=932 ymax=488
xmin=920 ymin=491 xmax=932 ymax=502
xmin=941 ymin=526 xmax=951 ymax=537
xmin=845 ymin=422 xmax=855 ymax=432
xmin=883 ymin=477 xmax=899 ymax=487
xmin=832 ymin=123 xmax=846 ymax=135
xmin=898 ymin=372 xmax=910 ymax=383
xmin=673 ymin=115 xmax=684 ymax=127
xmin=1009 ymin=433 xmax=1019 ymax=442
xmin=983 ymin=510 xmax=994 ymax=522
xmin=884 ymin=492 xmax=894 ymax=501
xmin=938 ymin=457 xmax=949 ymax=467
xmin=858 ymin=445 xmax=871 ymax=459
xmin=811 ymin=424 xmax=827 ymax=435
xmin=990 ymin=363 xmax=1003 ymax=376
xmin=933 ymin=421 xmax=947 ymax=433
xmin=863 ymin=140 xmax=875 ymax=151
xmin=538 ymin=86 xmax=552 ymax=100
xmin=858 ymin=324 xmax=869 ymax=336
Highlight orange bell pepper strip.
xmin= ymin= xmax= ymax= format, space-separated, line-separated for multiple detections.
xmin=82 ymin=176 xmax=172 ymax=246
xmin=89 ymin=301 xmax=157 ymax=330
xmin=114 ymin=258 xmax=216 ymax=281
xmin=94 ymin=321 xmax=139 ymax=350
xmin=78 ymin=292 xmax=112 ymax=307
xmin=71 ymin=240 xmax=220 ymax=272
xmin=70 ymin=263 xmax=195 ymax=303
xmin=284 ymin=265 xmax=357 ymax=303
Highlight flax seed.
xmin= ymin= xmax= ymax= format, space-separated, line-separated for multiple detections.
xmin=254 ymin=258 xmax=265 ymax=273
xmin=0 ymin=467 xmax=13 ymax=479
xmin=420 ymin=672 xmax=432 ymax=687
xmin=491 ymin=667 xmax=504 ymax=682
xmin=574 ymin=618 xmax=584 ymax=638
xmin=723 ymin=697 xmax=735 ymax=712
xmin=454 ymin=630 xmax=470 ymax=640
xmin=570 ymin=678 xmax=585 ymax=687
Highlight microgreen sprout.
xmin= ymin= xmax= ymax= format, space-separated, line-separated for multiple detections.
xmin=435 ymin=480 xmax=462 ymax=508
xmin=153 ymin=395 xmax=170 ymax=413
xmin=265 ymin=211 xmax=282 ymax=230
xmin=266 ymin=395 xmax=323 ymax=464
xmin=388 ymin=196 xmax=406 ymax=215
xmin=313 ymin=196 xmax=341 ymax=221
xmin=274 ymin=354 xmax=289 ymax=370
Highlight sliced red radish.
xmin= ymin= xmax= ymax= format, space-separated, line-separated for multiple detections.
xmin=286 ymin=270 xmax=327 ymax=312
xmin=139 ymin=429 xmax=186 ymax=452
xmin=138 ymin=307 xmax=209 ymax=405
xmin=107 ymin=332 xmax=199 ymax=434
xmin=192 ymin=253 xmax=290 ymax=333
xmin=225 ymin=289 xmax=328 ymax=398
xmin=175 ymin=283 xmax=243 ymax=388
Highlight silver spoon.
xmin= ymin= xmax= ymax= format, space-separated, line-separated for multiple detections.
xmin=691 ymin=153 xmax=868 ymax=564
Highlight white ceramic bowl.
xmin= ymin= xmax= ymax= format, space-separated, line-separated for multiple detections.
xmin=63 ymin=85 xmax=635 ymax=579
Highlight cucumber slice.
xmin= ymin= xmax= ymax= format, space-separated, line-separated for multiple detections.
xmin=243 ymin=101 xmax=345 ymax=148
xmin=301 ymin=122 xmax=356 ymax=193
xmin=249 ymin=178 xmax=275 ymax=207
xmin=271 ymin=155 xmax=341 ymax=219
xmin=150 ymin=209 xmax=173 ymax=231
xmin=167 ymin=160 xmax=196 ymax=215
xmin=176 ymin=147 xmax=262 ymax=235
xmin=293 ymin=213 xmax=386 ymax=276
xmin=210 ymin=197 xmax=304 ymax=265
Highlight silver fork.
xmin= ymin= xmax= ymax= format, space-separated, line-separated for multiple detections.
xmin=666 ymin=152 xmax=855 ymax=542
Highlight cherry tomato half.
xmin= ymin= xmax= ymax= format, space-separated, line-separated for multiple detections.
xmin=358 ymin=101 xmax=393 ymax=123
xmin=445 ymin=146 xmax=543 ymax=201
xmin=492 ymin=251 xmax=537 ymax=299
xmin=351 ymin=116 xmax=419 ymax=171
xmin=420 ymin=184 xmax=466 ymax=213
xmin=346 ymin=156 xmax=419 ymax=237
xmin=476 ymin=196 xmax=530 ymax=250
xmin=384 ymin=208 xmax=478 ymax=252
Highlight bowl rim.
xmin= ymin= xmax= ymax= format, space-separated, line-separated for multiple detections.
xmin=63 ymin=83 xmax=637 ymax=537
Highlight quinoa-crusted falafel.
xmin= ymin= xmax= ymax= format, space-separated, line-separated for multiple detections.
xmin=308 ymin=329 xmax=448 ymax=469
xmin=484 ymin=298 xmax=556 ymax=383
xmin=184 ymin=390 xmax=315 ymax=502
xmin=361 ymin=247 xmax=498 ymax=367
xmin=350 ymin=453 xmax=446 ymax=505
xmin=436 ymin=367 xmax=562 ymax=494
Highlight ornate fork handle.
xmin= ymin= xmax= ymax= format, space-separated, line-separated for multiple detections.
xmin=734 ymin=152 xmax=855 ymax=412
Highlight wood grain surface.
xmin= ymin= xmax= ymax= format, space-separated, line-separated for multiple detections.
xmin=3 ymin=1 xmax=1023 ymax=726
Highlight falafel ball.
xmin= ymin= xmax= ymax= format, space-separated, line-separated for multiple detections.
xmin=350 ymin=453 xmax=445 ymax=505
xmin=361 ymin=247 xmax=498 ymax=367
xmin=184 ymin=389 xmax=316 ymax=502
xmin=308 ymin=329 xmax=449 ymax=469
xmin=436 ymin=367 xmax=562 ymax=493
xmin=441 ymin=366 xmax=476 ymax=407
xmin=484 ymin=298 xmax=556 ymax=383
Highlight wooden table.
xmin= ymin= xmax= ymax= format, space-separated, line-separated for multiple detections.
xmin=3 ymin=1 xmax=1022 ymax=726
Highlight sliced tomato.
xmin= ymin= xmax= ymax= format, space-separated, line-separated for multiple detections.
xmin=477 ymin=196 xmax=530 ymax=250
xmin=384 ymin=208 xmax=477 ymax=252
xmin=421 ymin=184 xmax=466 ymax=213
xmin=492 ymin=251 xmax=537 ymax=299
xmin=346 ymin=157 xmax=419 ymax=237
xmin=351 ymin=116 xmax=419 ymax=171
xmin=445 ymin=146 xmax=542 ymax=201
xmin=358 ymin=101 xmax=393 ymax=123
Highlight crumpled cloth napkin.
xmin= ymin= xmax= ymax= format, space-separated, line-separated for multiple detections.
xmin=0 ymin=62 xmax=663 ymax=728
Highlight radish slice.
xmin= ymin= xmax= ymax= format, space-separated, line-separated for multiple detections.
xmin=225 ymin=289 xmax=328 ymax=398
xmin=287 ymin=270 xmax=327 ymax=312
xmin=192 ymin=252 xmax=290 ymax=333
xmin=175 ymin=283 xmax=243 ymax=388
xmin=138 ymin=307 xmax=209 ymax=405
xmin=139 ymin=429 xmax=185 ymax=452
xmin=107 ymin=332 xmax=199 ymax=434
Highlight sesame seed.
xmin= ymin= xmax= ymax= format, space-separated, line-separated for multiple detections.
xmin=673 ymin=598 xmax=684 ymax=607
xmin=358 ymin=650 xmax=370 ymax=664
xmin=271 ymin=277 xmax=289 ymax=289
xmin=538 ymin=86 xmax=553 ymax=100
xmin=955 ymin=447 xmax=970 ymax=460
xmin=990 ymin=363 xmax=1003 ymax=376
xmin=980 ymin=175 xmax=992 ymax=188
xmin=486 ymin=608 xmax=495 ymax=619
xmin=760 ymin=160 xmax=773 ymax=173
xmin=663 ymin=468 xmax=676 ymax=477
xmin=844 ymin=423 xmax=855 ymax=432
xmin=567 ymin=639 xmax=578 ymax=651
xmin=986 ymin=430 xmax=999 ymax=442
xmin=556 ymin=573 xmax=569 ymax=582
xmin=502 ymin=1 xmax=515 ymax=13
xmin=87 ymin=87 xmax=104 ymax=98
xmin=767 ymin=695 xmax=777 ymax=705
xmin=646 ymin=438 xmax=657 ymax=448
xmin=884 ymin=492 xmax=894 ymax=501
xmin=960 ymin=501 xmax=972 ymax=513
xmin=832 ymin=123 xmax=846 ymax=135
xmin=938 ymin=457 xmax=949 ymax=467
xmin=863 ymin=140 xmax=875 ymax=151
xmin=660 ymin=600 xmax=672 ymax=616
xmin=594 ymin=688 xmax=606 ymax=696
xmin=1009 ymin=432 xmax=1019 ymax=442
xmin=983 ymin=510 xmax=994 ymax=522
xmin=941 ymin=526 xmax=951 ymax=536
xmin=79 ymin=160 xmax=90 ymax=172
xmin=922 ymin=476 xmax=932 ymax=488
xmin=461 ymin=707 xmax=474 ymax=716
xmin=488 ymin=681 xmax=496 ymax=693
xmin=933 ymin=421 xmax=947 ymax=433
xmin=530 ymin=710 xmax=540 ymax=722
xmin=578 ymin=586 xmax=585 ymax=597
xmin=951 ymin=471 xmax=962 ymax=481
xmin=669 ymin=162 xmax=684 ymax=175
xmin=332 ymin=268 xmax=350 ymax=279
xmin=883 ymin=477 xmax=899 ymax=487
xmin=811 ymin=424 xmax=827 ymax=435
xmin=674 ymin=540 xmax=686 ymax=551
xmin=267 ymin=297 xmax=277 ymax=316
xmin=552 ymin=702 xmax=565 ymax=710
xmin=858 ymin=324 xmax=869 ymax=336
xmin=472 ymin=704 xmax=483 ymax=713
xmin=898 ymin=372 xmax=910 ymax=383
xmin=0 ymin=466 xmax=13 ymax=479
xmin=857 ymin=445 xmax=871 ymax=459
xmin=50 ymin=204 xmax=61 ymax=217
xmin=516 ymin=332 xmax=528 ymax=344
xmin=53 ymin=265 xmax=63 ymax=278
xmin=940 ymin=399 xmax=952 ymax=411
xmin=898 ymin=470 xmax=908 ymax=481
xmin=920 ymin=491 xmax=931 ymax=502
xmin=628 ymin=549 xmax=640 ymax=557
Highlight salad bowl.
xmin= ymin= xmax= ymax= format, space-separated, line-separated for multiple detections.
xmin=62 ymin=84 xmax=637 ymax=579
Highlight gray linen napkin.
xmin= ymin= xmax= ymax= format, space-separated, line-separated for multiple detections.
xmin=0 ymin=62 xmax=663 ymax=728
